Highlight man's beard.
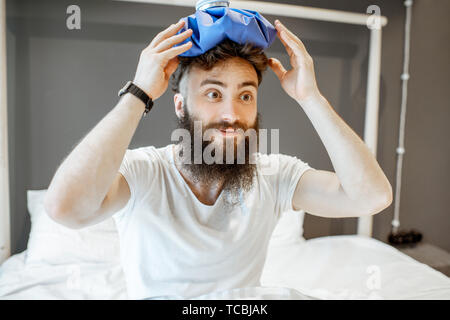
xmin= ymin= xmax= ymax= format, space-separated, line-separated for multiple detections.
xmin=175 ymin=105 xmax=260 ymax=211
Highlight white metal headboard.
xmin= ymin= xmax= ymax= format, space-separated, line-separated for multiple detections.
xmin=0 ymin=0 xmax=387 ymax=263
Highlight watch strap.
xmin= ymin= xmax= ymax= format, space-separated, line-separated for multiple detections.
xmin=118 ymin=81 xmax=153 ymax=117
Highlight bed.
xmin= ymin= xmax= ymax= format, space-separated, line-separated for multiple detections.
xmin=0 ymin=189 xmax=449 ymax=300
xmin=1 ymin=0 xmax=391 ymax=265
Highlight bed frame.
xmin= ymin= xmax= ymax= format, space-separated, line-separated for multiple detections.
xmin=0 ymin=0 xmax=388 ymax=263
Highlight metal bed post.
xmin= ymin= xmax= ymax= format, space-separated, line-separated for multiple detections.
xmin=0 ymin=0 xmax=11 ymax=264
xmin=357 ymin=27 xmax=383 ymax=237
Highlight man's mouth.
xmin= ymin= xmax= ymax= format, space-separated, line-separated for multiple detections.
xmin=218 ymin=127 xmax=239 ymax=136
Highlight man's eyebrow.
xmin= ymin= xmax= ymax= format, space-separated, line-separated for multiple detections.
xmin=238 ymin=81 xmax=258 ymax=89
xmin=200 ymin=79 xmax=226 ymax=88
xmin=199 ymin=79 xmax=258 ymax=89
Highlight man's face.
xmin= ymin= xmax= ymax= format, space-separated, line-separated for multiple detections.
xmin=179 ymin=56 xmax=259 ymax=154
xmin=174 ymin=57 xmax=260 ymax=207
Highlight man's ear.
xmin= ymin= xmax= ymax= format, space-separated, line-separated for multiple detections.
xmin=174 ymin=93 xmax=185 ymax=119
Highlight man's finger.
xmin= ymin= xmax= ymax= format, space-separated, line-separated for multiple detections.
xmin=164 ymin=57 xmax=179 ymax=79
xmin=275 ymin=20 xmax=308 ymax=54
xmin=268 ymin=58 xmax=287 ymax=81
xmin=280 ymin=31 xmax=303 ymax=57
xmin=148 ymin=20 xmax=186 ymax=50
xmin=280 ymin=30 xmax=309 ymax=68
xmin=162 ymin=41 xmax=193 ymax=60
xmin=155 ymin=28 xmax=193 ymax=53
xmin=277 ymin=29 xmax=293 ymax=57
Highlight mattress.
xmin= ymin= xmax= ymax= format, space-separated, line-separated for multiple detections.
xmin=0 ymin=235 xmax=449 ymax=299
xmin=261 ymin=235 xmax=450 ymax=299
xmin=0 ymin=251 xmax=127 ymax=299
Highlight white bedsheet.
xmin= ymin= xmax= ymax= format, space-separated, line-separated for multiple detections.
xmin=1 ymin=235 xmax=449 ymax=300
xmin=261 ymin=235 xmax=450 ymax=299
xmin=0 ymin=251 xmax=127 ymax=299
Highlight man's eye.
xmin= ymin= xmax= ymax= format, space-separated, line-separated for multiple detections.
xmin=240 ymin=94 xmax=253 ymax=102
xmin=206 ymin=91 xmax=220 ymax=99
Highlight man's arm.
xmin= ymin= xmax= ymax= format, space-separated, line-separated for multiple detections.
xmin=44 ymin=94 xmax=143 ymax=228
xmin=292 ymin=93 xmax=392 ymax=217
xmin=268 ymin=20 xmax=392 ymax=218
xmin=44 ymin=21 xmax=193 ymax=228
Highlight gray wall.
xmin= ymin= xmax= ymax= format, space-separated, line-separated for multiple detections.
xmin=5 ymin=0 xmax=449 ymax=254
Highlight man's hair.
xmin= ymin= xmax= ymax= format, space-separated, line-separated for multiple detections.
xmin=170 ymin=39 xmax=269 ymax=94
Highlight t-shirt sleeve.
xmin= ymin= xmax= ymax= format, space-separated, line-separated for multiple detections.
xmin=261 ymin=153 xmax=315 ymax=217
xmin=113 ymin=148 xmax=154 ymax=221
xmin=278 ymin=154 xmax=315 ymax=213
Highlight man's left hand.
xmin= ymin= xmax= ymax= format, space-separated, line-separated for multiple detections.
xmin=268 ymin=20 xmax=321 ymax=104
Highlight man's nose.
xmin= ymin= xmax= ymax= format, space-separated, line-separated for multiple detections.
xmin=220 ymin=99 xmax=240 ymax=123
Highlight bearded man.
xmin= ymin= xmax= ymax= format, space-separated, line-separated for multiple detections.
xmin=44 ymin=19 xmax=392 ymax=300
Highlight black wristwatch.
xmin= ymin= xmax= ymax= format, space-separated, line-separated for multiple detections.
xmin=118 ymin=81 xmax=153 ymax=117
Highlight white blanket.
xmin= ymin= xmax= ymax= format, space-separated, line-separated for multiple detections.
xmin=261 ymin=235 xmax=450 ymax=299
xmin=1 ymin=235 xmax=449 ymax=300
xmin=0 ymin=251 xmax=126 ymax=299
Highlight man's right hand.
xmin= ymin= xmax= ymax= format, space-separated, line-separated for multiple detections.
xmin=132 ymin=21 xmax=193 ymax=100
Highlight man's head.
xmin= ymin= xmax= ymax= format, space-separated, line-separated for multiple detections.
xmin=170 ymin=38 xmax=268 ymax=127
xmin=170 ymin=39 xmax=269 ymax=207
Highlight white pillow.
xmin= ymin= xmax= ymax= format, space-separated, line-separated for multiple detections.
xmin=270 ymin=209 xmax=306 ymax=244
xmin=25 ymin=190 xmax=303 ymax=265
xmin=26 ymin=190 xmax=120 ymax=265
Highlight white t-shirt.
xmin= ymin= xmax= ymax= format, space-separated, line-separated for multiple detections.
xmin=113 ymin=144 xmax=314 ymax=299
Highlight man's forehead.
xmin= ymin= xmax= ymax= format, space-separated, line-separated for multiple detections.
xmin=189 ymin=58 xmax=258 ymax=86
